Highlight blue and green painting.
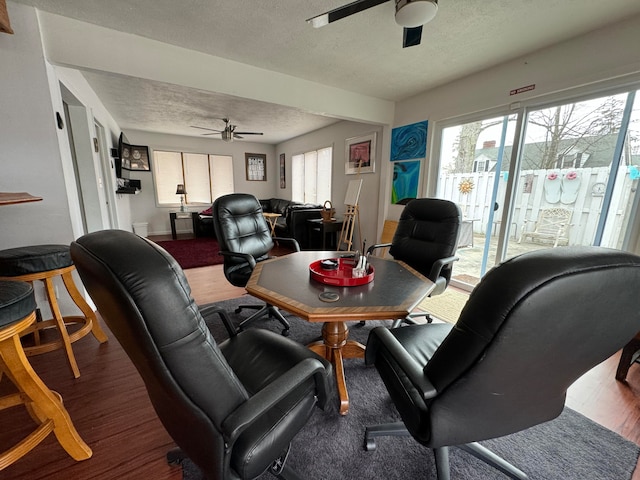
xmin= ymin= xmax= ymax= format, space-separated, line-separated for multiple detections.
xmin=390 ymin=121 xmax=428 ymax=161
xmin=392 ymin=160 xmax=420 ymax=205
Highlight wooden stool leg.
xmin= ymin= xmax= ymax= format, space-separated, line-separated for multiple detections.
xmin=43 ymin=277 xmax=80 ymax=379
xmin=0 ymin=334 xmax=92 ymax=468
xmin=61 ymin=270 xmax=108 ymax=344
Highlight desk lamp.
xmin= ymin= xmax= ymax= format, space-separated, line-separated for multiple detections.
xmin=175 ymin=184 xmax=187 ymax=212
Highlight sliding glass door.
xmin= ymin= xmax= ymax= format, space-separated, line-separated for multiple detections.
xmin=436 ymin=114 xmax=519 ymax=287
xmin=435 ymin=88 xmax=640 ymax=291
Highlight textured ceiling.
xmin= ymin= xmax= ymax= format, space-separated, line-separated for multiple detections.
xmin=11 ymin=0 xmax=640 ymax=143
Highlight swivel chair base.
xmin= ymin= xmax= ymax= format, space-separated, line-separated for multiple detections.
xmin=364 ymin=421 xmax=528 ymax=480
xmin=237 ymin=303 xmax=290 ymax=336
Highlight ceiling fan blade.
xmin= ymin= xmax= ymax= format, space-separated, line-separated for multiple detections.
xmin=402 ymin=25 xmax=422 ymax=48
xmin=234 ymin=131 xmax=264 ymax=136
xmin=307 ymin=0 xmax=389 ymax=27
xmin=191 ymin=125 xmax=222 ymax=132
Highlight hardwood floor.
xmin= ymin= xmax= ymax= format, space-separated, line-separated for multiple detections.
xmin=1 ymin=244 xmax=640 ymax=479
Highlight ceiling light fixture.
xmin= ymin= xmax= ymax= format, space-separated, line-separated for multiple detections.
xmin=221 ymin=129 xmax=234 ymax=143
xmin=395 ymin=0 xmax=438 ymax=28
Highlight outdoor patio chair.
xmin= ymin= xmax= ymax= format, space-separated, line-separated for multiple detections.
xmin=518 ymin=207 xmax=572 ymax=247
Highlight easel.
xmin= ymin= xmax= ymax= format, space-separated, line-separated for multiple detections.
xmin=338 ymin=179 xmax=362 ymax=251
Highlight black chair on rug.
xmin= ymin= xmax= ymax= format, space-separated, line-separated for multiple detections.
xmin=213 ymin=193 xmax=300 ymax=336
xmin=70 ymin=230 xmax=333 ymax=480
xmin=367 ymin=198 xmax=461 ymax=326
xmin=364 ymin=246 xmax=640 ymax=480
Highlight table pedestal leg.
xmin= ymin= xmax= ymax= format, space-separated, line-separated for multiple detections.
xmin=307 ymin=321 xmax=365 ymax=415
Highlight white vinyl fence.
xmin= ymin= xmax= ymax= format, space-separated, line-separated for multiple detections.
xmin=438 ymin=167 xmax=636 ymax=248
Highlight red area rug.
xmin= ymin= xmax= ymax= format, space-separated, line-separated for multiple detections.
xmin=154 ymin=238 xmax=223 ymax=270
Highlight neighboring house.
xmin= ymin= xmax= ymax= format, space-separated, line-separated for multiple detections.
xmin=473 ymin=134 xmax=625 ymax=173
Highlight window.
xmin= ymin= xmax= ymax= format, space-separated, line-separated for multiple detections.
xmin=153 ymin=151 xmax=233 ymax=207
xmin=291 ymin=146 xmax=332 ymax=204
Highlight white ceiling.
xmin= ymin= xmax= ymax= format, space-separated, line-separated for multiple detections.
xmin=12 ymin=0 xmax=640 ymax=144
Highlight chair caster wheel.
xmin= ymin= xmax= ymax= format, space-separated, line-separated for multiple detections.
xmin=364 ymin=436 xmax=377 ymax=452
xmin=282 ymin=329 xmax=290 ymax=337
xmin=166 ymin=447 xmax=186 ymax=465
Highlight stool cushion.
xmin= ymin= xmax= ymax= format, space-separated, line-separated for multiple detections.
xmin=0 ymin=245 xmax=73 ymax=276
xmin=0 ymin=281 xmax=36 ymax=328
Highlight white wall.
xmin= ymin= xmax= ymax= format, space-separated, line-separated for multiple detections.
xmin=0 ymin=3 xmax=74 ymax=248
xmin=0 ymin=3 xmax=93 ymax=317
xmin=124 ymin=130 xmax=277 ymax=235
xmin=278 ymin=121 xmax=384 ymax=249
xmin=390 ymin=13 xmax=640 ymax=252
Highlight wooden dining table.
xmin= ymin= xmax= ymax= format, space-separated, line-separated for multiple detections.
xmin=245 ymin=250 xmax=434 ymax=415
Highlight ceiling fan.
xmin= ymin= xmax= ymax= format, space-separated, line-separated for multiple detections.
xmin=191 ymin=118 xmax=264 ymax=142
xmin=307 ymin=0 xmax=438 ymax=48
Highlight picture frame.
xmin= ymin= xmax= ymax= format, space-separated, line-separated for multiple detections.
xmin=121 ymin=144 xmax=151 ymax=171
xmin=245 ymin=153 xmax=267 ymax=181
xmin=345 ymin=132 xmax=376 ymax=175
xmin=279 ymin=153 xmax=286 ymax=188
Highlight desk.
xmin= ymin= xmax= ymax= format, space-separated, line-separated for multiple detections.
xmin=0 ymin=192 xmax=42 ymax=205
xmin=262 ymin=212 xmax=281 ymax=237
xmin=246 ymin=250 xmax=434 ymax=415
xmin=170 ymin=211 xmax=196 ymax=239
xmin=307 ymin=218 xmax=344 ymax=250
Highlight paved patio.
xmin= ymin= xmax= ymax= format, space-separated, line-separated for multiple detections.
xmin=452 ymin=234 xmax=554 ymax=287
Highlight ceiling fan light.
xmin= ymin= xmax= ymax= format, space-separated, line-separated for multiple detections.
xmin=221 ymin=130 xmax=234 ymax=142
xmin=395 ymin=0 xmax=438 ymax=28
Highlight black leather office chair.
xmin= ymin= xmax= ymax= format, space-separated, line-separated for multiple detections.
xmin=364 ymin=246 xmax=640 ymax=480
xmin=367 ymin=198 xmax=461 ymax=326
xmin=70 ymin=230 xmax=332 ymax=480
xmin=213 ymin=193 xmax=300 ymax=336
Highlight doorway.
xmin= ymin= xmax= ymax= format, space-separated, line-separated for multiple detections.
xmin=60 ymin=83 xmax=114 ymax=233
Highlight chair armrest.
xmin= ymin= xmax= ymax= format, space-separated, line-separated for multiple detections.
xmin=367 ymin=243 xmax=392 ymax=256
xmin=221 ymin=357 xmax=329 ymax=445
xmin=219 ymin=250 xmax=256 ymax=269
xmin=366 ymin=327 xmax=437 ymax=401
xmin=427 ymin=255 xmax=459 ymax=282
xmin=273 ymin=237 xmax=301 ymax=252
xmin=199 ymin=304 xmax=237 ymax=338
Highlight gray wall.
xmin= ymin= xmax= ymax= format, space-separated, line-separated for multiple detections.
xmin=278 ymin=121 xmax=384 ymax=250
xmin=0 ymin=3 xmax=74 ymax=248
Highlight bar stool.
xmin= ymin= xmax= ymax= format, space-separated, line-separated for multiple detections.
xmin=0 ymin=245 xmax=108 ymax=378
xmin=0 ymin=280 xmax=92 ymax=469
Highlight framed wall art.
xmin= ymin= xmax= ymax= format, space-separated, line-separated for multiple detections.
xmin=245 ymin=153 xmax=267 ymax=181
xmin=345 ymin=132 xmax=376 ymax=175
xmin=121 ymin=144 xmax=151 ymax=171
xmin=279 ymin=153 xmax=286 ymax=188
xmin=390 ymin=120 xmax=428 ymax=161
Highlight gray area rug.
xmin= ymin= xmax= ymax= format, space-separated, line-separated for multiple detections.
xmin=182 ymin=295 xmax=640 ymax=480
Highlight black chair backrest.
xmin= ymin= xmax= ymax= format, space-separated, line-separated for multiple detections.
xmin=424 ymin=246 xmax=640 ymax=446
xmin=70 ymin=230 xmax=248 ymax=479
xmin=389 ymin=198 xmax=461 ymax=283
xmin=212 ymin=193 xmax=274 ymax=267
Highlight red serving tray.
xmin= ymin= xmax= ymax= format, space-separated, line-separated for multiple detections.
xmin=309 ymin=257 xmax=374 ymax=286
